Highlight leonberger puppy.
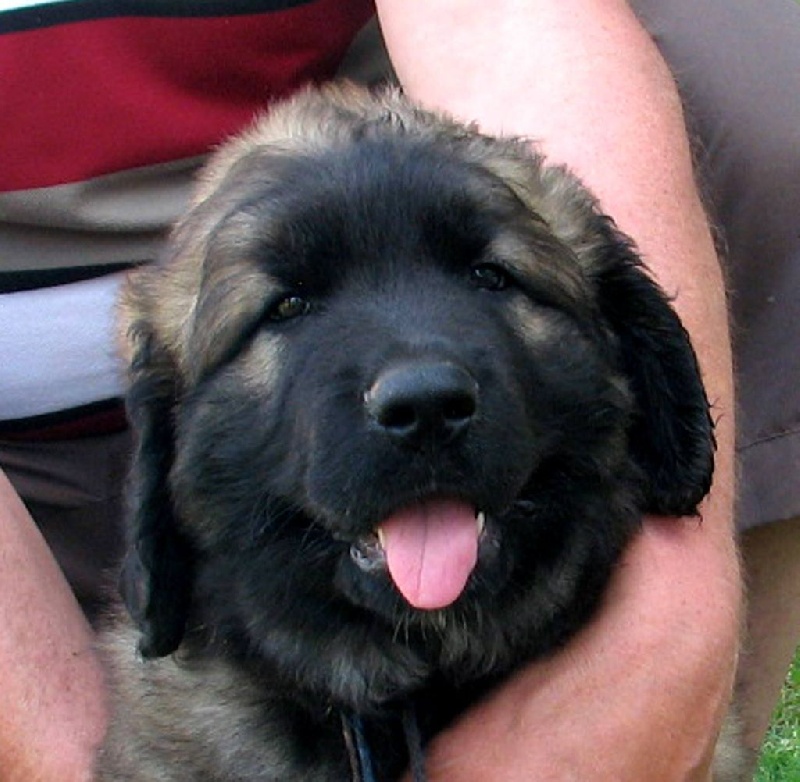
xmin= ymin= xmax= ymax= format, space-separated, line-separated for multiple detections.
xmin=98 ymin=84 xmax=741 ymax=780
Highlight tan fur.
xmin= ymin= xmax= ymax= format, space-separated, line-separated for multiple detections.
xmin=100 ymin=626 xmax=338 ymax=781
xmin=118 ymin=83 xmax=613 ymax=380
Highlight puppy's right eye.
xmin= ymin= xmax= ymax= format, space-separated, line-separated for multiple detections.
xmin=470 ymin=262 xmax=511 ymax=292
xmin=267 ymin=295 xmax=311 ymax=322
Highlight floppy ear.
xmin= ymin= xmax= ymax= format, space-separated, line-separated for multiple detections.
xmin=118 ymin=318 xmax=195 ymax=658
xmin=592 ymin=218 xmax=716 ymax=517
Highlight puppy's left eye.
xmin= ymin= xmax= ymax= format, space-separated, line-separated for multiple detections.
xmin=470 ymin=263 xmax=511 ymax=291
xmin=267 ymin=295 xmax=311 ymax=322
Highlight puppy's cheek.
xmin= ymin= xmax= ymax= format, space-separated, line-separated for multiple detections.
xmin=505 ymin=298 xmax=566 ymax=353
xmin=240 ymin=334 xmax=287 ymax=393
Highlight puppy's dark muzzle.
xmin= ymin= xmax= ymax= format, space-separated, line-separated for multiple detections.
xmin=365 ymin=361 xmax=478 ymax=448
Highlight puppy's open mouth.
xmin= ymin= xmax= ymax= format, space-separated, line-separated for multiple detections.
xmin=350 ymin=499 xmax=486 ymax=611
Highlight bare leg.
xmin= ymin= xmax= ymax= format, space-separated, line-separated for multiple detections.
xmin=737 ymin=516 xmax=800 ymax=774
xmin=0 ymin=469 xmax=107 ymax=781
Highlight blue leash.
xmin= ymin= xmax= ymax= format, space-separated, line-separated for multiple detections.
xmin=401 ymin=703 xmax=428 ymax=782
xmin=350 ymin=712 xmax=378 ymax=782
xmin=342 ymin=705 xmax=428 ymax=782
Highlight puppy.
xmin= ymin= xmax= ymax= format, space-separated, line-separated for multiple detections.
xmin=98 ymin=84 xmax=739 ymax=780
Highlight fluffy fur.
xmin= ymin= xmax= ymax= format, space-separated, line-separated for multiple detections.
xmin=98 ymin=84 xmax=738 ymax=780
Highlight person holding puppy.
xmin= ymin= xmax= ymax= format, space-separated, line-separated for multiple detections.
xmin=1 ymin=1 xmax=798 ymax=779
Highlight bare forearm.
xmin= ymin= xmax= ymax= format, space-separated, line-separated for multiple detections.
xmin=377 ymin=0 xmax=736 ymax=602
xmin=378 ymin=1 xmax=740 ymax=778
xmin=0 ymin=470 xmax=107 ymax=781
xmin=376 ymin=0 xmax=733 ymax=438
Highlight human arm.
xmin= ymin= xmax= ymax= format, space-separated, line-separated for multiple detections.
xmin=375 ymin=0 xmax=740 ymax=778
xmin=0 ymin=469 xmax=107 ymax=781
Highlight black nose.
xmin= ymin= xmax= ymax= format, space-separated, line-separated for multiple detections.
xmin=365 ymin=361 xmax=478 ymax=446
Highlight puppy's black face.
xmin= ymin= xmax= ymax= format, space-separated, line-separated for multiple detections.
xmin=173 ymin=141 xmax=628 ymax=631
xmin=121 ymin=90 xmax=713 ymax=712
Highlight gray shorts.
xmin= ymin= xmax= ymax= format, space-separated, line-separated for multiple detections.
xmin=0 ymin=432 xmax=130 ymax=621
xmin=2 ymin=0 xmax=798 ymax=613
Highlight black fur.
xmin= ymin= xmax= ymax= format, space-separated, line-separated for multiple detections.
xmin=101 ymin=87 xmax=716 ymax=780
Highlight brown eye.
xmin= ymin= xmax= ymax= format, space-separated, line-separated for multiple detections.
xmin=470 ymin=263 xmax=510 ymax=291
xmin=268 ymin=295 xmax=311 ymax=322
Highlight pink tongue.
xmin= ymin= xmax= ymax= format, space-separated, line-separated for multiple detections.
xmin=379 ymin=499 xmax=479 ymax=610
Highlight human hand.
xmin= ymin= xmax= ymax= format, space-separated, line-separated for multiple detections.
xmin=414 ymin=515 xmax=741 ymax=782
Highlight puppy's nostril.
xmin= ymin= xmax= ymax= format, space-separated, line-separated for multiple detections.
xmin=377 ymin=402 xmax=418 ymax=433
xmin=444 ymin=394 xmax=476 ymax=423
xmin=366 ymin=361 xmax=478 ymax=446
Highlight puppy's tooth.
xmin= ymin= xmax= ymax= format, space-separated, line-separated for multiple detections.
xmin=476 ymin=512 xmax=485 ymax=534
xmin=376 ymin=526 xmax=386 ymax=549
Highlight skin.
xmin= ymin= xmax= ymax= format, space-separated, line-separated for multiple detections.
xmin=375 ymin=0 xmax=740 ymax=779
xmin=0 ymin=469 xmax=106 ymax=782
xmin=0 ymin=1 xmax=751 ymax=779
xmin=737 ymin=517 xmax=800 ymax=774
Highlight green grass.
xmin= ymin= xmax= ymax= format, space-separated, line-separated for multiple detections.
xmin=755 ymin=646 xmax=800 ymax=781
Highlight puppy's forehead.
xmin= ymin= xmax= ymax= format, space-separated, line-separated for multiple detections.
xmin=217 ymin=136 xmax=553 ymax=282
xmin=181 ymin=132 xmax=594 ymax=382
